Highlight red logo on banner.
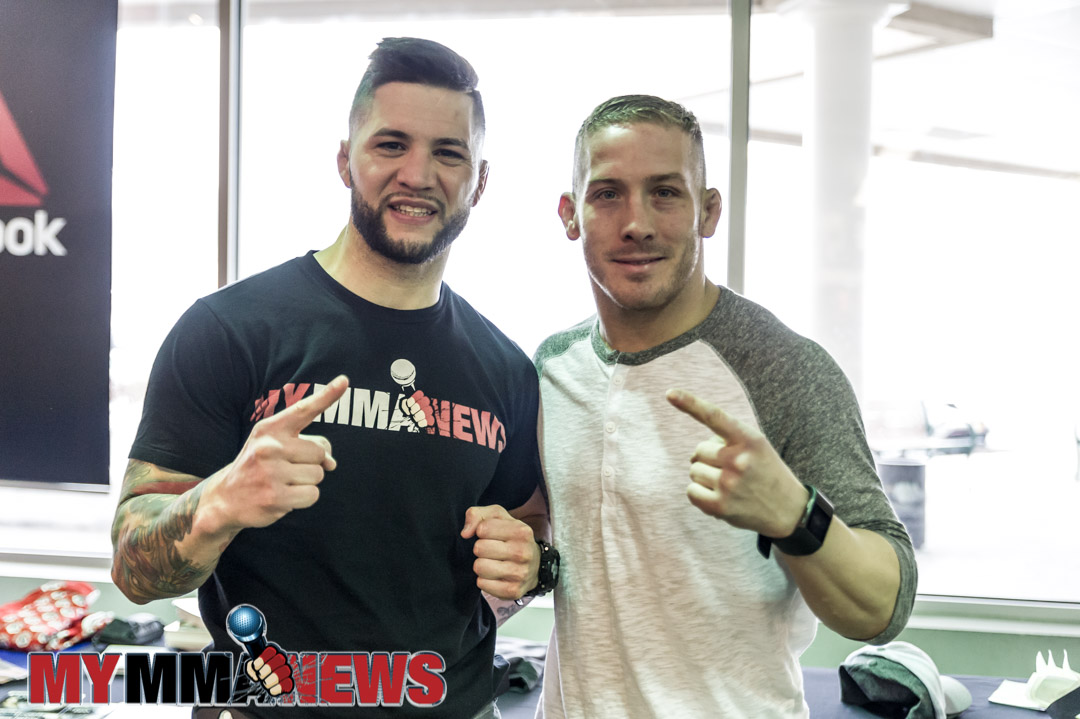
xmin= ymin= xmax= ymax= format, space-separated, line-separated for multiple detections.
xmin=0 ymin=88 xmax=49 ymax=206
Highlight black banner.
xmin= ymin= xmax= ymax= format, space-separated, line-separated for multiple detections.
xmin=0 ymin=1 xmax=117 ymax=486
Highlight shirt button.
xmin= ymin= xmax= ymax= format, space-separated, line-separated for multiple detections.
xmin=602 ymin=466 xmax=614 ymax=478
xmin=605 ymin=422 xmax=616 ymax=433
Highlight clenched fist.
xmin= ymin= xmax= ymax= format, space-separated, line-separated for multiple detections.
xmin=401 ymin=389 xmax=434 ymax=430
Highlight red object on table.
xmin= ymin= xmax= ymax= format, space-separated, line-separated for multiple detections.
xmin=0 ymin=581 xmax=112 ymax=651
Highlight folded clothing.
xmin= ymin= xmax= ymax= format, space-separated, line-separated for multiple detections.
xmin=840 ymin=641 xmax=972 ymax=719
xmin=494 ymin=636 xmax=547 ymax=695
xmin=91 ymin=612 xmax=165 ymax=651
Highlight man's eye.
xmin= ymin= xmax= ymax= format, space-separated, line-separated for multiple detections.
xmin=378 ymin=142 xmax=406 ymax=152
xmin=595 ymin=189 xmax=618 ymax=201
xmin=436 ymin=149 xmax=465 ymax=160
xmin=656 ymin=187 xmax=678 ymax=198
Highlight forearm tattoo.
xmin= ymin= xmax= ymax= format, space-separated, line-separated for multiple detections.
xmin=111 ymin=461 xmax=217 ymax=603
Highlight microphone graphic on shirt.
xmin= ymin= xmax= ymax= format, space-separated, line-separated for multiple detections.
xmin=226 ymin=604 xmax=268 ymax=661
xmin=391 ymin=358 xmax=417 ymax=396
xmin=391 ymin=358 xmax=433 ymax=431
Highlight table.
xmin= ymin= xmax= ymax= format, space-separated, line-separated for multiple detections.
xmin=1 ymin=647 xmax=1039 ymax=718
xmin=495 ymin=667 xmax=1039 ymax=719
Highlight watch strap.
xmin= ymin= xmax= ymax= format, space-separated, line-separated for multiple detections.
xmin=757 ymin=484 xmax=834 ymax=559
xmin=525 ymin=539 xmax=560 ymax=597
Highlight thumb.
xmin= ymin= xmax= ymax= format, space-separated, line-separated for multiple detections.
xmin=461 ymin=506 xmax=482 ymax=538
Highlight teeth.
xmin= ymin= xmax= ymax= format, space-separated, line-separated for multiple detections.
xmin=393 ymin=205 xmax=434 ymax=217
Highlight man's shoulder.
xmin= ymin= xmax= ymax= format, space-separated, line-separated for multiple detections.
xmin=533 ymin=316 xmax=595 ymax=375
xmin=706 ymin=289 xmax=854 ymax=401
xmin=703 ymin=288 xmax=819 ymax=355
xmin=201 ymin=254 xmax=312 ymax=309
xmin=441 ymin=285 xmax=536 ymax=370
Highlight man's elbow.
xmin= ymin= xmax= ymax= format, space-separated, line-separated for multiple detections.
xmin=840 ymin=602 xmax=897 ymax=644
xmin=111 ymin=559 xmax=152 ymax=605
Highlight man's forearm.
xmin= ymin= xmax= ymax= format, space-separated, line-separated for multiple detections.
xmin=781 ymin=521 xmax=901 ymax=641
xmin=111 ymin=463 xmax=237 ymax=604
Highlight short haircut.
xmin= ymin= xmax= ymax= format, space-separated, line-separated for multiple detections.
xmin=572 ymin=94 xmax=706 ymax=195
xmin=348 ymin=37 xmax=485 ymax=137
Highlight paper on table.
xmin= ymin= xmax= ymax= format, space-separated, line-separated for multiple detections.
xmin=990 ymin=651 xmax=1080 ymax=711
xmin=0 ymin=656 xmax=26 ymax=685
xmin=171 ymin=596 xmax=204 ymax=629
xmin=989 ymin=680 xmax=1044 ymax=710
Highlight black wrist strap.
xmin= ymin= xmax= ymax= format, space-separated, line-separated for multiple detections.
xmin=524 ymin=539 xmax=560 ymax=597
xmin=757 ymin=484 xmax=834 ymax=559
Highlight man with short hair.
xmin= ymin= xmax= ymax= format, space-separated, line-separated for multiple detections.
xmin=534 ymin=95 xmax=917 ymax=718
xmin=112 ymin=37 xmax=552 ymax=719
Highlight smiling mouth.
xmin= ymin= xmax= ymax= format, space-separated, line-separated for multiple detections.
xmin=389 ymin=203 xmax=437 ymax=218
xmin=614 ymin=257 xmax=663 ymax=266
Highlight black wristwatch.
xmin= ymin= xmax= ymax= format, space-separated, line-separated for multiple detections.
xmin=757 ymin=484 xmax=834 ymax=559
xmin=525 ymin=539 xmax=560 ymax=597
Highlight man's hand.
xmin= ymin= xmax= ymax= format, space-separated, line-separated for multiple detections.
xmin=401 ymin=389 xmax=434 ymax=429
xmin=245 ymin=644 xmax=293 ymax=697
xmin=200 ymin=376 xmax=350 ymax=535
xmin=461 ymin=505 xmax=539 ymax=600
xmin=666 ymin=388 xmax=808 ymax=538
xmin=669 ymin=390 xmax=905 ymax=641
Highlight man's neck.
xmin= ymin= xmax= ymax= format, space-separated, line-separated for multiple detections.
xmin=315 ymin=226 xmax=447 ymax=310
xmin=596 ymin=281 xmax=720 ymax=354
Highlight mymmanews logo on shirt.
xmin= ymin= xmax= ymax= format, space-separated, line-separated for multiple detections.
xmin=0 ymin=88 xmax=67 ymax=256
xmin=251 ymin=360 xmax=508 ymax=454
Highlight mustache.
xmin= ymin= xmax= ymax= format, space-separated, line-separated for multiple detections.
xmin=381 ymin=194 xmax=445 ymax=214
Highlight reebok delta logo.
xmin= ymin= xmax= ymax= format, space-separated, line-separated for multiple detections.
xmin=0 ymin=88 xmax=67 ymax=256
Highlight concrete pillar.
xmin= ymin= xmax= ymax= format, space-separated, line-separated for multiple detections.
xmin=779 ymin=0 xmax=904 ymax=396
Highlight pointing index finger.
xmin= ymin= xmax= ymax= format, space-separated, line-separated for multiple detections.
xmin=273 ymin=375 xmax=349 ymax=435
xmin=666 ymin=389 xmax=746 ymax=443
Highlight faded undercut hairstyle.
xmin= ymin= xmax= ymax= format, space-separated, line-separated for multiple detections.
xmin=572 ymin=94 xmax=706 ymax=195
xmin=348 ymin=37 xmax=486 ymax=137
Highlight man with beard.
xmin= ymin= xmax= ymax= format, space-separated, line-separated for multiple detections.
xmin=533 ymin=95 xmax=915 ymax=717
xmin=111 ymin=38 xmax=552 ymax=719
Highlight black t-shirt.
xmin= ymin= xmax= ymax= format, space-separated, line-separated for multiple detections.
xmin=130 ymin=252 xmax=542 ymax=717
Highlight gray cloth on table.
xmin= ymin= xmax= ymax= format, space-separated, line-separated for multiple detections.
xmin=495 ymin=636 xmax=547 ymax=694
xmin=1049 ymin=686 xmax=1080 ymax=719
xmin=840 ymin=655 xmax=940 ymax=719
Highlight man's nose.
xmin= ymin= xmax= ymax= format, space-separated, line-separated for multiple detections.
xmin=621 ymin=194 xmax=655 ymax=242
xmin=395 ymin=150 xmax=436 ymax=190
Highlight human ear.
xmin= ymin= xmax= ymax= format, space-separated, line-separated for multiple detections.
xmin=558 ymin=193 xmax=580 ymax=241
xmin=336 ymin=140 xmax=351 ymax=188
xmin=699 ymin=188 xmax=722 ymax=238
xmin=471 ymin=160 xmax=490 ymax=207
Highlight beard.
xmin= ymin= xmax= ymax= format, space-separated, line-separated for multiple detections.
xmin=351 ymin=190 xmax=470 ymax=265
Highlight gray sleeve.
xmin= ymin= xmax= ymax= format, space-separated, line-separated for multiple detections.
xmin=766 ymin=339 xmax=917 ymax=644
xmin=533 ymin=317 xmax=593 ymax=377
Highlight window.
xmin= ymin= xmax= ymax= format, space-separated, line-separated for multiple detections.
xmin=5 ymin=0 xmax=1077 ymax=610
xmin=741 ymin=3 xmax=1080 ymax=601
